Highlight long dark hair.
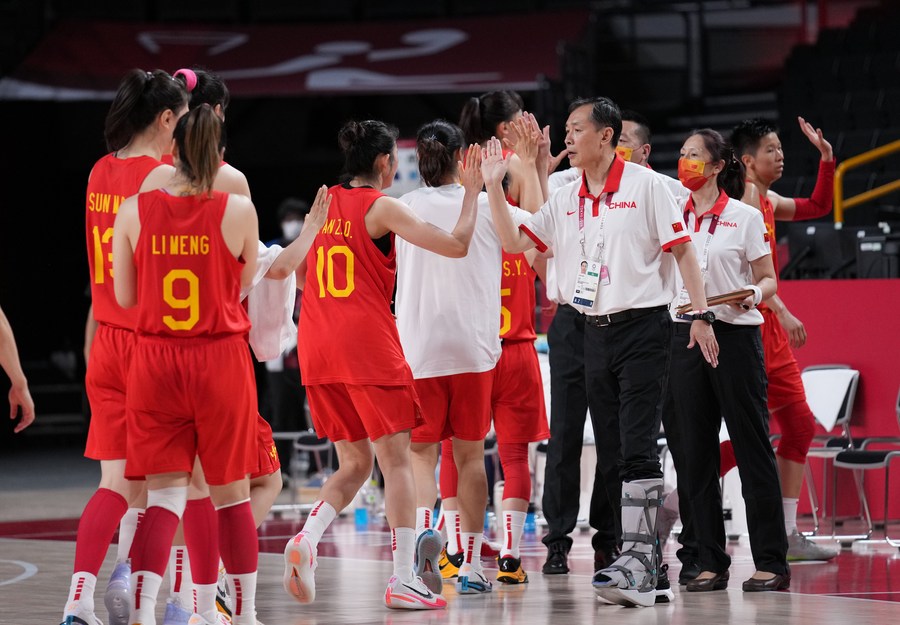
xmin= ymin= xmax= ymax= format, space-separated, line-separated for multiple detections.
xmin=173 ymin=104 xmax=222 ymax=197
xmin=416 ymin=120 xmax=466 ymax=187
xmin=174 ymin=67 xmax=230 ymax=152
xmin=104 ymin=69 xmax=187 ymax=152
xmin=337 ymin=120 xmax=399 ymax=182
xmin=459 ymin=90 xmax=524 ymax=145
xmin=689 ymin=128 xmax=746 ymax=200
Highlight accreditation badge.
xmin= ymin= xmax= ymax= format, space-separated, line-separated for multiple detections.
xmin=572 ymin=258 xmax=602 ymax=307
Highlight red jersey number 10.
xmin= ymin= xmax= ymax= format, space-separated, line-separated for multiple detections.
xmin=315 ymin=245 xmax=355 ymax=298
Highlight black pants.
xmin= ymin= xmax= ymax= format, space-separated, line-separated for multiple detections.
xmin=542 ymin=304 xmax=618 ymax=553
xmin=668 ymin=322 xmax=788 ymax=576
xmin=660 ymin=387 xmax=700 ymax=567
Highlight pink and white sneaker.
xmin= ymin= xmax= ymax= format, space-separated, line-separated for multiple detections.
xmin=384 ymin=575 xmax=447 ymax=610
xmin=283 ymin=533 xmax=317 ymax=604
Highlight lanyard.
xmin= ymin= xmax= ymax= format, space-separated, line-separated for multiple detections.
xmin=578 ymin=192 xmax=614 ymax=261
xmin=683 ymin=208 xmax=719 ymax=274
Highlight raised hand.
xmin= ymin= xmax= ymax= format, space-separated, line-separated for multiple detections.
xmin=798 ymin=116 xmax=833 ymax=161
xmin=504 ymin=113 xmax=542 ymax=165
xmin=307 ymin=185 xmax=332 ymax=231
xmin=459 ymin=143 xmax=484 ymax=193
xmin=481 ymin=136 xmax=511 ymax=188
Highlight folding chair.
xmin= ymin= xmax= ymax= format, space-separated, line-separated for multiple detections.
xmin=832 ymin=385 xmax=900 ymax=546
xmin=799 ymin=365 xmax=860 ymax=535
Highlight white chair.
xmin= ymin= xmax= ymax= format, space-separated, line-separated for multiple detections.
xmin=799 ymin=365 xmax=860 ymax=536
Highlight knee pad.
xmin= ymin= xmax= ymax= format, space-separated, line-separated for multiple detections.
xmin=147 ymin=485 xmax=188 ymax=518
xmin=498 ymin=443 xmax=531 ymax=501
xmin=772 ymin=401 xmax=815 ymax=464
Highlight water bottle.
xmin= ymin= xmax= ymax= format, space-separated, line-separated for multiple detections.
xmin=524 ymin=503 xmax=537 ymax=534
xmin=354 ymin=485 xmax=369 ymax=529
xmin=365 ymin=478 xmax=381 ymax=524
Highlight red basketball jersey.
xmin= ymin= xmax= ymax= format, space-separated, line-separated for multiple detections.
xmin=86 ymin=153 xmax=161 ymax=329
xmin=298 ymin=184 xmax=414 ymax=385
xmin=133 ymin=190 xmax=250 ymax=338
xmin=500 ymin=252 xmax=537 ymax=342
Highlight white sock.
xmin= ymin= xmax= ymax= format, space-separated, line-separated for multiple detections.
xmin=435 ymin=507 xmax=448 ymax=545
xmin=415 ymin=507 xmax=434 ymax=535
xmin=500 ymin=510 xmax=526 ymax=559
xmin=130 ymin=570 xmax=163 ymax=625
xmin=445 ymin=509 xmax=461 ymax=555
xmin=193 ymin=582 xmax=216 ymax=617
xmin=227 ymin=571 xmax=258 ymax=625
xmin=460 ymin=532 xmax=484 ymax=573
xmin=64 ymin=572 xmax=97 ymax=618
xmin=391 ymin=527 xmax=416 ymax=582
xmin=299 ymin=500 xmax=337 ymax=546
xmin=117 ymin=508 xmax=143 ymax=563
xmin=167 ymin=546 xmax=193 ymax=608
xmin=783 ymin=497 xmax=799 ymax=533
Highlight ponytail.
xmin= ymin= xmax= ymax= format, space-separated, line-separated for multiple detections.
xmin=459 ymin=90 xmax=524 ymax=145
xmin=173 ymin=104 xmax=222 ymax=197
xmin=104 ymin=69 xmax=187 ymax=152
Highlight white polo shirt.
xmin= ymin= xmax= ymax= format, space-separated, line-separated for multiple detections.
xmin=395 ymin=184 xmax=528 ymax=379
xmin=671 ymin=190 xmax=771 ymax=326
xmin=523 ymin=157 xmax=690 ymax=316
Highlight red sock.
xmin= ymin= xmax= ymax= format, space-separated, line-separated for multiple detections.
xmin=183 ymin=497 xmax=219 ymax=585
xmin=131 ymin=507 xmax=181 ymax=576
xmin=217 ymin=501 xmax=258 ymax=575
xmin=73 ymin=488 xmax=128 ymax=574
xmin=440 ymin=439 xmax=458 ymax=499
xmin=719 ymin=440 xmax=737 ymax=477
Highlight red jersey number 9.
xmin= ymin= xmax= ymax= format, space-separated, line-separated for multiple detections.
xmin=163 ymin=269 xmax=200 ymax=331
xmin=316 ymin=245 xmax=355 ymax=298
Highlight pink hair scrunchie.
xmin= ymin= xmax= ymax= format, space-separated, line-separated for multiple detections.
xmin=174 ymin=68 xmax=198 ymax=93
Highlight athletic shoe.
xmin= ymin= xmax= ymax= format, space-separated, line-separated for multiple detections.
xmin=61 ymin=615 xmax=103 ymax=625
xmin=384 ymin=575 xmax=447 ymax=610
xmin=496 ymin=556 xmax=528 ymax=584
xmin=438 ymin=549 xmax=464 ymax=580
xmin=655 ymin=563 xmax=674 ymax=603
xmin=186 ymin=613 xmax=231 ymax=625
xmin=414 ymin=529 xmax=444 ymax=594
xmin=215 ymin=566 xmax=232 ymax=619
xmin=456 ymin=564 xmax=492 ymax=595
xmin=480 ymin=535 xmax=501 ymax=558
xmin=786 ymin=530 xmax=839 ymax=561
xmin=161 ymin=598 xmax=192 ymax=625
xmin=283 ymin=533 xmax=317 ymax=604
xmin=104 ymin=561 xmax=131 ymax=625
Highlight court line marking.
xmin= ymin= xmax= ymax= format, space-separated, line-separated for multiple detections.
xmin=0 ymin=560 xmax=38 ymax=587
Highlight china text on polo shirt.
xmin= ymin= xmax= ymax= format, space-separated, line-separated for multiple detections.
xmin=520 ymin=159 xmax=691 ymax=316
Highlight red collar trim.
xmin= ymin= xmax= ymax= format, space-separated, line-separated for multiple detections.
xmin=578 ymin=155 xmax=626 ymax=200
xmin=684 ymin=189 xmax=729 ymax=232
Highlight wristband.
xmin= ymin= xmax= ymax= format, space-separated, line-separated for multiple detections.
xmin=744 ymin=284 xmax=763 ymax=307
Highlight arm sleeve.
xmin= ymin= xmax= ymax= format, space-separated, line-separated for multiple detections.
xmin=792 ymin=159 xmax=835 ymax=221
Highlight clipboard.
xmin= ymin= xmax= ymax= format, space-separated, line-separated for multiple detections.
xmin=675 ymin=289 xmax=755 ymax=314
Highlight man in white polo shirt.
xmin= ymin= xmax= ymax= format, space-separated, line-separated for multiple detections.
xmin=482 ymin=96 xmax=718 ymax=608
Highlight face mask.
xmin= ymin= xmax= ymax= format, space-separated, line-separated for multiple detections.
xmin=615 ymin=145 xmax=633 ymax=161
xmin=282 ymin=219 xmax=303 ymax=241
xmin=678 ymin=158 xmax=712 ymax=191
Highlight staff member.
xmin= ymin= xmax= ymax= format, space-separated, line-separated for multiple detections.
xmin=666 ymin=128 xmax=789 ymax=592
xmin=483 ymin=96 xmax=717 ymax=608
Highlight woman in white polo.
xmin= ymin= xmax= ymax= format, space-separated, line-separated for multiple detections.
xmin=666 ymin=128 xmax=790 ymax=594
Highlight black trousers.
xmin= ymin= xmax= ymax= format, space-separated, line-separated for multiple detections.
xmin=542 ymin=304 xmax=618 ymax=553
xmin=668 ymin=322 xmax=789 ymax=576
xmin=660 ymin=387 xmax=700 ymax=567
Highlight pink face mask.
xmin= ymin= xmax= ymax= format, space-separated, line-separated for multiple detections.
xmin=678 ymin=158 xmax=712 ymax=191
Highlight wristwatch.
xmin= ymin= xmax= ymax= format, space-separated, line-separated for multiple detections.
xmin=690 ymin=310 xmax=716 ymax=325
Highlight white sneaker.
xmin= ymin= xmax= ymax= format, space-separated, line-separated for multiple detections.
xmin=787 ymin=529 xmax=839 ymax=561
xmin=414 ymin=529 xmax=444 ymax=594
xmin=104 ymin=561 xmax=131 ymax=625
xmin=215 ymin=566 xmax=232 ymax=619
xmin=60 ymin=611 xmax=104 ymax=625
xmin=384 ymin=575 xmax=447 ymax=610
xmin=283 ymin=533 xmax=317 ymax=604
xmin=161 ymin=598 xmax=192 ymax=625
xmin=455 ymin=563 xmax=492 ymax=595
xmin=186 ymin=611 xmax=231 ymax=625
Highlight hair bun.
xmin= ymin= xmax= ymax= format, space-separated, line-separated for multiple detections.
xmin=174 ymin=68 xmax=198 ymax=92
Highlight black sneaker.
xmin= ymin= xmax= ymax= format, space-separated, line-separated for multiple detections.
xmin=655 ymin=563 xmax=674 ymax=603
xmin=678 ymin=560 xmax=701 ymax=585
xmin=542 ymin=542 xmax=570 ymax=575
xmin=593 ymin=546 xmax=620 ymax=572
